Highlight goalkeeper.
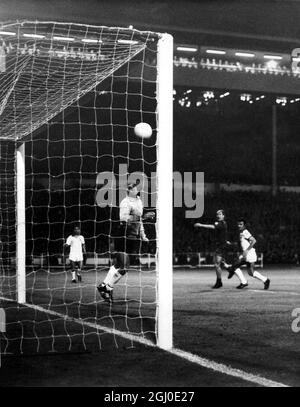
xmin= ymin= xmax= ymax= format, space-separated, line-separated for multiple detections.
xmin=97 ymin=183 xmax=154 ymax=303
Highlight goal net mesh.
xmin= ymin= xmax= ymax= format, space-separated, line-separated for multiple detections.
xmin=0 ymin=20 xmax=160 ymax=354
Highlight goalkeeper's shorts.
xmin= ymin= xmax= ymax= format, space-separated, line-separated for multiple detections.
xmin=113 ymin=235 xmax=141 ymax=255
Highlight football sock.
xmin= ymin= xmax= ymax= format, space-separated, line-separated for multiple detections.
xmin=235 ymin=268 xmax=248 ymax=285
xmin=103 ymin=265 xmax=122 ymax=289
xmin=216 ymin=266 xmax=222 ymax=280
xmin=253 ymin=271 xmax=267 ymax=283
xmin=71 ymin=271 xmax=76 ymax=280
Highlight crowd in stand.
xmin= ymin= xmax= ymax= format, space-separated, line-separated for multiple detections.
xmin=22 ymin=189 xmax=300 ymax=264
xmin=2 ymin=181 xmax=300 ymax=264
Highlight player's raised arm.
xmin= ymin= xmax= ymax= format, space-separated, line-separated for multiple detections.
xmin=194 ymin=222 xmax=215 ymax=230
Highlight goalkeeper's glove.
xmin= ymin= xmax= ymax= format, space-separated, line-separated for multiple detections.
xmin=143 ymin=211 xmax=155 ymax=221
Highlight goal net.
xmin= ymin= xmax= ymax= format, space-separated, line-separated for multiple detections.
xmin=0 ymin=21 xmax=173 ymax=355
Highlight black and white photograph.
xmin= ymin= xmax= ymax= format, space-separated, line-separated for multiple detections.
xmin=0 ymin=0 xmax=300 ymax=391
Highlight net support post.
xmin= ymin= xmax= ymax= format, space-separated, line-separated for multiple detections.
xmin=156 ymin=33 xmax=173 ymax=350
xmin=272 ymin=104 xmax=277 ymax=197
xmin=16 ymin=142 xmax=26 ymax=304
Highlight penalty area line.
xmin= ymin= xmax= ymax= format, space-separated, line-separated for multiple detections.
xmin=0 ymin=297 xmax=289 ymax=387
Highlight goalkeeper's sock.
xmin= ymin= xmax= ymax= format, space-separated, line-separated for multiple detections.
xmin=103 ymin=265 xmax=122 ymax=289
xmin=235 ymin=268 xmax=247 ymax=285
xmin=71 ymin=271 xmax=76 ymax=281
xmin=253 ymin=271 xmax=267 ymax=283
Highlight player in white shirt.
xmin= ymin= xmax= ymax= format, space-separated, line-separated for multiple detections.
xmin=97 ymin=182 xmax=154 ymax=302
xmin=65 ymin=225 xmax=86 ymax=283
xmin=227 ymin=219 xmax=270 ymax=289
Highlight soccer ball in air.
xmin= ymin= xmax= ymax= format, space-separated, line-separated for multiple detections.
xmin=134 ymin=122 xmax=152 ymax=139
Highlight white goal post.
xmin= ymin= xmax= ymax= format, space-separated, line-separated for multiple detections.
xmin=16 ymin=142 xmax=26 ymax=304
xmin=156 ymin=34 xmax=173 ymax=350
xmin=0 ymin=21 xmax=174 ymax=352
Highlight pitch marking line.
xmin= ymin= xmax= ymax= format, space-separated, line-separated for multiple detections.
xmin=192 ymin=289 xmax=300 ymax=296
xmin=249 ymin=289 xmax=300 ymax=296
xmin=0 ymin=297 xmax=289 ymax=387
xmin=170 ymin=348 xmax=288 ymax=387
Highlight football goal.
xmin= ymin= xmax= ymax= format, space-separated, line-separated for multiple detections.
xmin=0 ymin=20 xmax=173 ymax=355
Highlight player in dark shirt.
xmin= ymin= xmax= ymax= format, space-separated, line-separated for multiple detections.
xmin=215 ymin=219 xmax=228 ymax=252
xmin=194 ymin=209 xmax=229 ymax=288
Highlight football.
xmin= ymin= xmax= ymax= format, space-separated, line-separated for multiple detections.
xmin=134 ymin=122 xmax=152 ymax=139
